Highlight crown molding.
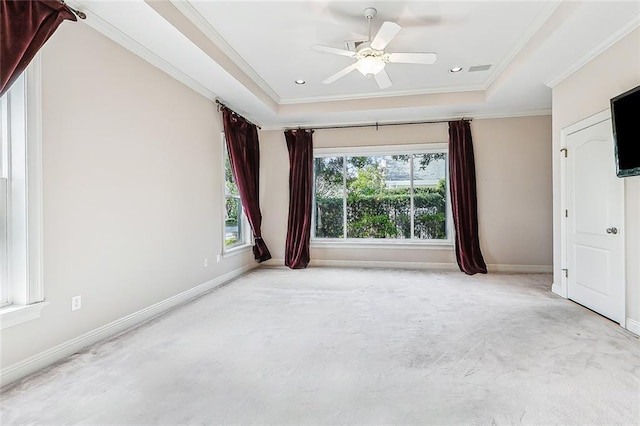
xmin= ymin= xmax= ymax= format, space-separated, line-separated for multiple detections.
xmin=258 ymin=108 xmax=552 ymax=131
xmin=483 ymin=1 xmax=563 ymax=89
xmin=67 ymin=0 xmax=217 ymax=101
xmin=170 ymin=0 xmax=281 ymax=103
xmin=472 ymin=108 xmax=552 ymax=120
xmin=545 ymin=13 xmax=640 ymax=88
xmin=278 ymin=84 xmax=485 ymax=105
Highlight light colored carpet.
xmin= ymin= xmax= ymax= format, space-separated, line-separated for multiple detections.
xmin=1 ymin=267 xmax=639 ymax=425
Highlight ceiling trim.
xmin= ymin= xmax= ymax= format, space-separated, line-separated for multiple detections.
xmin=485 ymin=1 xmax=580 ymax=100
xmin=545 ymin=13 xmax=640 ymax=88
xmin=170 ymin=0 xmax=281 ymax=103
xmin=278 ymin=91 xmax=486 ymax=116
xmin=482 ymin=1 xmax=563 ymax=89
xmin=66 ymin=0 xmax=217 ymax=101
xmin=144 ymin=0 xmax=279 ymax=113
xmin=472 ymin=108 xmax=552 ymax=120
xmin=260 ymin=108 xmax=552 ymax=131
xmin=279 ymin=84 xmax=486 ymax=105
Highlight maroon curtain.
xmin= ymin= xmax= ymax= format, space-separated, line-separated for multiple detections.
xmin=1 ymin=0 xmax=76 ymax=96
xmin=222 ymin=108 xmax=271 ymax=262
xmin=284 ymin=129 xmax=313 ymax=269
xmin=448 ymin=120 xmax=487 ymax=275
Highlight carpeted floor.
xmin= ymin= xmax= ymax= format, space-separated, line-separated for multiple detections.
xmin=1 ymin=267 xmax=639 ymax=425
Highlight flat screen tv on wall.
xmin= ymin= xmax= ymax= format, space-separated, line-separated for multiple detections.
xmin=611 ymin=85 xmax=640 ymax=178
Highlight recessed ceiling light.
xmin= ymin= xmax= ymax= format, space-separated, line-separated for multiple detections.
xmin=449 ymin=67 xmax=463 ymax=73
xmin=295 ymin=79 xmax=306 ymax=85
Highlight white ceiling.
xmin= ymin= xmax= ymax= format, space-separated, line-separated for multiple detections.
xmin=70 ymin=0 xmax=640 ymax=129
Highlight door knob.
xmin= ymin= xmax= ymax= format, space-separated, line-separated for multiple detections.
xmin=606 ymin=227 xmax=618 ymax=234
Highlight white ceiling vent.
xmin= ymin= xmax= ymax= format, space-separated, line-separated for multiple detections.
xmin=468 ymin=64 xmax=492 ymax=72
xmin=344 ymin=40 xmax=368 ymax=52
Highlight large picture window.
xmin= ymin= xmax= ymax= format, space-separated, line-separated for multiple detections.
xmin=313 ymin=145 xmax=450 ymax=243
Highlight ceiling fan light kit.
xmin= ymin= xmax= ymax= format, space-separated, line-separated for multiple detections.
xmin=356 ymin=55 xmax=385 ymax=77
xmin=312 ymin=7 xmax=438 ymax=89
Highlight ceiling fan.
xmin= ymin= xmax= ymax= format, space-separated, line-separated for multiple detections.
xmin=313 ymin=7 xmax=437 ymax=89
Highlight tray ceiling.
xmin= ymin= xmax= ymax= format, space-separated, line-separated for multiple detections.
xmin=68 ymin=0 xmax=640 ymax=128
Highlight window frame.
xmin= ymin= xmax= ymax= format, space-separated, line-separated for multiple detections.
xmin=0 ymin=56 xmax=47 ymax=329
xmin=312 ymin=143 xmax=453 ymax=248
xmin=221 ymin=133 xmax=251 ymax=256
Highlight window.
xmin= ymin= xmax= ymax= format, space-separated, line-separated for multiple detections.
xmin=222 ymin=139 xmax=248 ymax=250
xmin=0 ymin=58 xmax=46 ymax=329
xmin=1 ymin=85 xmax=9 ymax=305
xmin=313 ymin=144 xmax=451 ymax=243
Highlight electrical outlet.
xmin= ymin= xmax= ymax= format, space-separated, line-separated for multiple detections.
xmin=203 ymin=258 xmax=209 ymax=267
xmin=71 ymin=295 xmax=81 ymax=311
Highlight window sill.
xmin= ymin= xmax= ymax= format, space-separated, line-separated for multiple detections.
xmin=221 ymin=243 xmax=253 ymax=259
xmin=311 ymin=239 xmax=454 ymax=250
xmin=0 ymin=301 xmax=49 ymax=330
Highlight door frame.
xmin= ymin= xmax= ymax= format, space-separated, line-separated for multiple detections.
xmin=558 ymin=109 xmax=626 ymax=326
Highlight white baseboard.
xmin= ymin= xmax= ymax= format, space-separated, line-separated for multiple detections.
xmin=626 ymin=318 xmax=640 ymax=337
xmin=0 ymin=263 xmax=256 ymax=388
xmin=262 ymin=258 xmax=458 ymax=270
xmin=488 ymin=264 xmax=553 ymax=273
xmin=311 ymin=259 xmax=460 ymax=270
xmin=262 ymin=258 xmax=551 ymax=274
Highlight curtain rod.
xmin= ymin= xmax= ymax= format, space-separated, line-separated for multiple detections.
xmin=215 ymin=100 xmax=262 ymax=130
xmin=285 ymin=118 xmax=472 ymax=132
xmin=59 ymin=1 xmax=86 ymax=19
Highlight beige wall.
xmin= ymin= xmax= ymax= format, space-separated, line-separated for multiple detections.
xmin=260 ymin=115 xmax=552 ymax=270
xmin=1 ymin=23 xmax=255 ymax=369
xmin=552 ymin=28 xmax=640 ymax=328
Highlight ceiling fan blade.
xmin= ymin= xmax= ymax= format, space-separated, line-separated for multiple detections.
xmin=323 ymin=62 xmax=358 ymax=84
xmin=386 ymin=52 xmax=437 ymax=65
xmin=371 ymin=21 xmax=401 ymax=50
xmin=374 ymin=69 xmax=392 ymax=89
xmin=313 ymin=45 xmax=356 ymax=58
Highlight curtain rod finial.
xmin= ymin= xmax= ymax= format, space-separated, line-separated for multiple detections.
xmin=60 ymin=1 xmax=86 ymax=19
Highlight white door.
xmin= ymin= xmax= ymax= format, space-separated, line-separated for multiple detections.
xmin=566 ymin=118 xmax=625 ymax=324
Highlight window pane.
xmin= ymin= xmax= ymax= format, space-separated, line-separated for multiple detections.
xmin=314 ymin=156 xmax=344 ymax=238
xmin=381 ymin=155 xmax=411 ymax=238
xmin=223 ymin=142 xmax=245 ymax=249
xmin=1 ymin=95 xmax=6 ymax=178
xmin=413 ymin=153 xmax=447 ymax=240
xmin=225 ymin=196 xmax=242 ymax=247
xmin=1 ymin=92 xmax=8 ymax=303
xmin=346 ymin=155 xmax=410 ymax=239
xmin=0 ymin=178 xmax=7 ymax=304
xmin=224 ymin=152 xmax=239 ymax=196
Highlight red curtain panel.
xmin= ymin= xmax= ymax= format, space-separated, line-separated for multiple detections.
xmin=1 ymin=0 xmax=76 ymax=96
xmin=221 ymin=108 xmax=271 ymax=262
xmin=284 ymin=129 xmax=313 ymax=269
xmin=448 ymin=120 xmax=488 ymax=275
